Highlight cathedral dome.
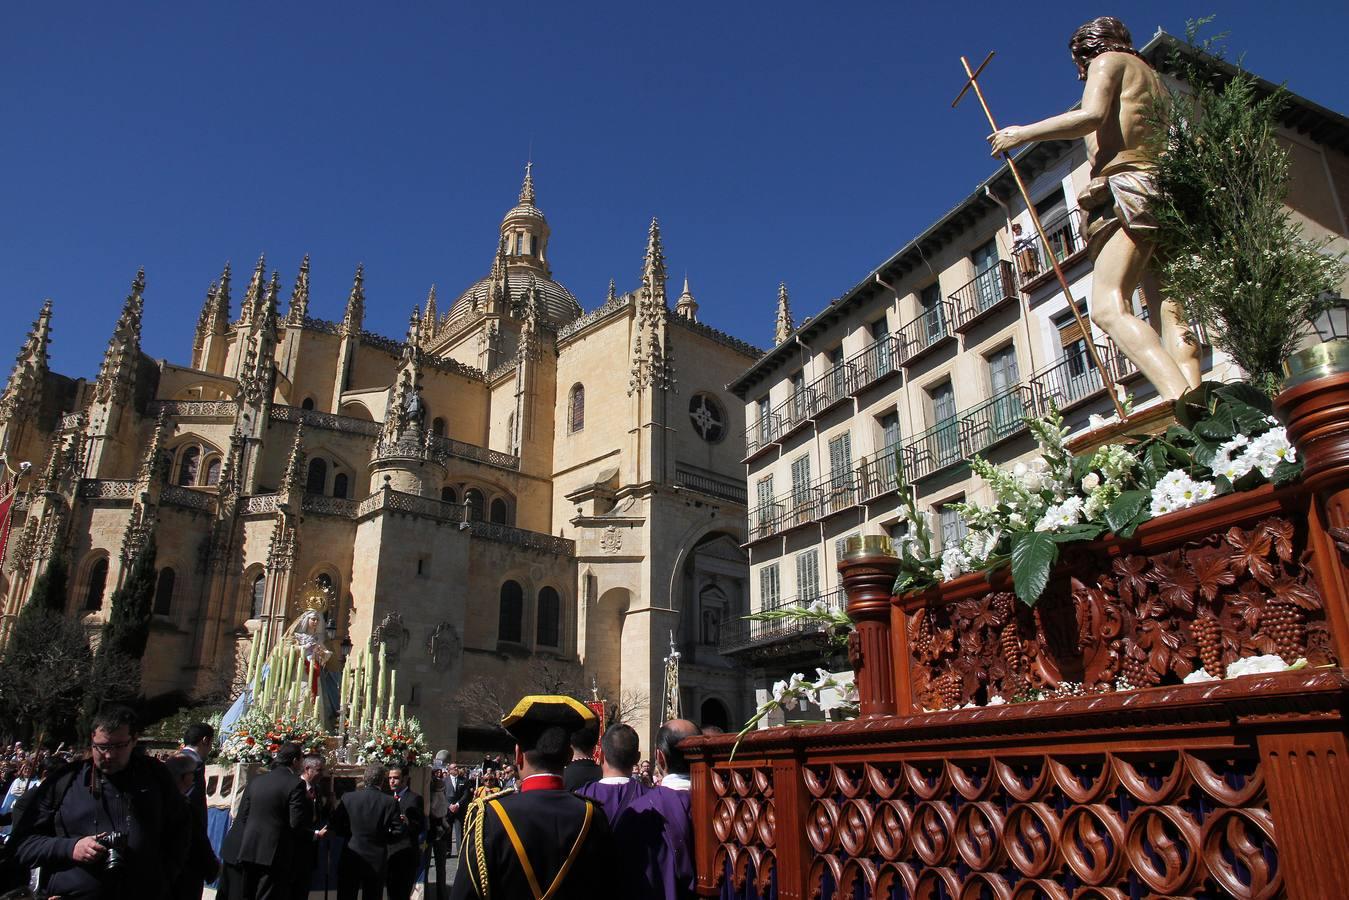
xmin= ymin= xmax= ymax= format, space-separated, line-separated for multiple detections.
xmin=447 ymin=273 xmax=582 ymax=329
xmin=443 ymin=163 xmax=582 ymax=331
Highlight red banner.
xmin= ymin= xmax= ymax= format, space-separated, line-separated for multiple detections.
xmin=0 ymin=464 xmax=18 ymax=566
xmin=587 ymin=699 xmax=606 ymax=763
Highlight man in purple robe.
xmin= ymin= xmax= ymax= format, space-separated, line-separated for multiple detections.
xmin=620 ymin=719 xmax=699 ymax=900
xmin=576 ymin=724 xmax=648 ymax=827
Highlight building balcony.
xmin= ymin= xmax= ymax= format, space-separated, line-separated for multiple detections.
xmin=952 ymin=260 xmax=1018 ymax=333
xmin=718 ymin=587 xmax=846 ymax=661
xmin=674 ymin=464 xmax=748 ymax=505
xmin=857 ymin=445 xmax=903 ymax=502
xmin=743 ymin=413 xmax=783 ymax=460
xmin=1013 ymin=208 xmax=1087 ymax=291
xmin=1028 ymin=343 xmax=1131 ymax=412
xmin=747 ymin=487 xmax=822 ymax=543
xmin=897 ymin=302 xmax=957 ymax=368
xmin=845 ymin=333 xmax=902 ymax=396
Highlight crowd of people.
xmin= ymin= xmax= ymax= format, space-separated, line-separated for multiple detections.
xmin=0 ymin=697 xmax=711 ymax=899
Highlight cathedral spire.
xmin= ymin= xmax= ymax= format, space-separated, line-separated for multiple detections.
xmin=239 ymin=254 xmax=266 ymax=326
xmin=607 ymin=278 xmax=617 ymax=305
xmin=422 ymin=285 xmax=438 ymax=335
xmin=674 ymin=275 xmax=699 ymax=322
xmin=278 ymin=424 xmax=306 ymax=498
xmin=342 ymin=264 xmax=365 ymax=335
xmin=216 ymin=261 xmax=233 ymax=320
xmin=519 ymin=161 xmax=536 ymax=206
xmin=1 ymin=299 xmax=53 ymax=420
xmin=640 ymin=217 xmax=668 ymax=310
xmin=136 ymin=410 xmax=171 ymax=485
xmin=774 ymin=281 xmax=794 ymax=345
xmin=94 ymin=269 xmax=146 ymax=405
xmin=286 ymin=255 xmax=310 ymax=325
xmin=260 ymin=270 xmax=281 ymax=329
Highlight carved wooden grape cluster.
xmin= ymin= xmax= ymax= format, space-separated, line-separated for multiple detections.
xmin=767 ymin=751 xmax=1280 ymax=899
xmin=910 ymin=516 xmax=1334 ymax=710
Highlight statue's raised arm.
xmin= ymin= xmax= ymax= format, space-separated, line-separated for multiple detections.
xmin=987 ymin=17 xmax=1200 ymax=402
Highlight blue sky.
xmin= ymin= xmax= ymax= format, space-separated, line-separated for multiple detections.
xmin=4 ymin=2 xmax=1347 ymax=378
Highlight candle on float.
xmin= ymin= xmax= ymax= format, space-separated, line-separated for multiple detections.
xmin=387 ymin=669 xmax=398 ymax=723
xmin=365 ymin=649 xmax=376 ymax=732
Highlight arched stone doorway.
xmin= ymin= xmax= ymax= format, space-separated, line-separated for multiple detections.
xmin=699 ymin=697 xmax=731 ymax=733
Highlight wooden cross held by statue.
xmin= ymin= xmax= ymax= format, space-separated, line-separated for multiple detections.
xmin=953 ymin=51 xmax=1128 ymax=421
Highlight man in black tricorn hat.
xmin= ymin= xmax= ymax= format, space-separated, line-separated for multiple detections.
xmin=450 ymin=695 xmax=615 ymax=899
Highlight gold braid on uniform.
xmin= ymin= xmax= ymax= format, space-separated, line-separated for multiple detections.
xmin=463 ymin=788 xmax=515 ymax=898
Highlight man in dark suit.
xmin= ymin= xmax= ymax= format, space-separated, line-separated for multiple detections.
xmin=179 ymin=723 xmax=214 ymax=818
xmin=331 ymin=764 xmax=399 ymax=900
xmin=166 ymin=754 xmax=221 ymax=900
xmin=451 ymin=696 xmax=615 ymax=900
xmin=562 ymin=720 xmax=602 ymax=791
xmin=385 ymin=765 xmax=425 ymax=900
xmin=445 ymin=763 xmax=470 ymax=854
xmin=231 ymin=743 xmax=312 ymax=900
xmin=291 ymin=754 xmax=331 ymax=900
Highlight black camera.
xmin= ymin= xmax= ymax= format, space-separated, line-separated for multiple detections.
xmin=94 ymin=830 xmax=129 ymax=871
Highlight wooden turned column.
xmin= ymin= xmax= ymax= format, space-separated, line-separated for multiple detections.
xmin=1276 ymin=367 xmax=1349 ymax=663
xmin=839 ymin=537 xmax=900 ymax=718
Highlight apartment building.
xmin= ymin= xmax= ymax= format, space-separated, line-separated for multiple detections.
xmin=722 ymin=32 xmax=1349 ymax=699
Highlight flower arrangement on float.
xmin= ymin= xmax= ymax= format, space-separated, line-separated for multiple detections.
xmin=355 ymin=716 xmax=433 ymax=768
xmin=219 ymin=708 xmax=329 ymax=765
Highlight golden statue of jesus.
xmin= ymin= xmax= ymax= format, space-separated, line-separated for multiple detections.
xmin=989 ymin=17 xmax=1200 ymax=402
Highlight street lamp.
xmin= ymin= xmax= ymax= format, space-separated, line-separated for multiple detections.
xmin=1311 ymin=293 xmax=1349 ymax=343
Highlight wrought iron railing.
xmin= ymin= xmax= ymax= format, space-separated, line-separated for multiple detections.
xmin=1028 ymin=343 xmax=1125 ymax=411
xmin=952 ymin=260 xmax=1017 ymax=331
xmin=675 ymin=465 xmax=748 ymax=504
xmin=718 ymin=587 xmax=846 ymax=656
xmin=744 ymin=411 xmax=782 ymax=458
xmin=799 ymin=362 xmax=857 ymax=419
xmin=857 ymin=445 xmax=904 ymax=502
xmin=1012 ymin=208 xmax=1086 ymax=287
xmin=961 ymin=386 xmax=1035 ymax=455
xmin=846 ymin=333 xmax=900 ymax=393
xmin=903 ymin=418 xmax=967 ymax=482
xmin=896 ymin=301 xmax=955 ymax=365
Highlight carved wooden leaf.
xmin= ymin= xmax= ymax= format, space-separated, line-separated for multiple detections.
xmin=1271 ymin=574 xmax=1322 ymax=611
xmin=1187 ymin=547 xmax=1236 ymax=601
xmin=1112 ymin=556 xmax=1150 ymax=604
xmin=1260 ymin=517 xmax=1295 ymax=562
xmin=1149 ymin=550 xmax=1197 ymax=612
xmin=1224 ymin=526 xmax=1274 ymax=585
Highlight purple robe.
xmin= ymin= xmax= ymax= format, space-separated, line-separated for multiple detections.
xmin=576 ymin=777 xmax=650 ymax=828
xmin=619 ymin=785 xmax=694 ymax=900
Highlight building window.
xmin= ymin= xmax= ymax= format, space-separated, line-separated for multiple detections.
xmin=306 ymin=458 xmax=327 ymax=495
xmin=569 ymin=384 xmax=585 ymax=433
xmin=939 ymin=502 xmax=968 ymax=550
xmin=441 ymin=486 xmax=458 ymax=504
xmin=301 ymin=397 xmax=316 ymax=411
xmin=828 ymin=432 xmax=853 ymax=490
xmin=930 ymin=381 xmax=959 ymax=466
xmin=759 ymin=564 xmax=780 ymax=611
xmin=153 ymin=567 xmax=175 ymax=616
xmin=177 ymin=446 xmax=200 ymax=487
xmin=498 ymin=581 xmax=524 ymax=643
xmin=332 ymin=473 xmax=349 ymax=499
xmin=790 ymin=455 xmax=812 ymax=510
xmin=536 ymin=587 xmax=560 ymax=647
xmin=515 ymin=233 xmax=525 ymax=255
xmin=796 ymin=549 xmax=820 ymax=602
xmin=431 ymin=417 xmax=446 ymax=437
xmin=250 ymin=573 xmax=266 ymax=620
xmin=971 ymin=238 xmax=1002 ymax=312
xmin=920 ymin=282 xmax=946 ymax=338
xmin=529 ymin=235 xmax=538 ymax=256
xmin=204 ymin=457 xmax=222 ymax=487
xmin=829 ymin=346 xmax=846 ymax=396
xmin=465 ymin=488 xmax=485 ymax=523
xmin=871 ymin=318 xmax=893 ymax=376
xmin=880 ymin=412 xmax=901 ymax=451
xmin=688 ymin=393 xmax=727 ymax=443
xmin=490 ymin=498 xmax=509 ymax=524
xmin=84 ymin=558 xmax=109 ymax=611
xmin=755 ymin=396 xmax=771 ymax=443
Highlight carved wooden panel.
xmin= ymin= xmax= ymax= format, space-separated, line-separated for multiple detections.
xmin=715 ymin=750 xmax=1277 ymax=899
xmin=910 ymin=516 xmax=1335 ymax=710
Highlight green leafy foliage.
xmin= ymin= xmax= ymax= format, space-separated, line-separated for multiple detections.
xmin=26 ymin=552 xmax=69 ymax=612
xmin=1148 ymin=24 xmax=1347 ymax=395
xmin=1011 ymin=532 xmax=1058 ymax=606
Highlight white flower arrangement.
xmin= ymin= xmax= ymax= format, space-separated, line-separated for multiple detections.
xmin=1149 ymin=470 xmax=1217 ymax=517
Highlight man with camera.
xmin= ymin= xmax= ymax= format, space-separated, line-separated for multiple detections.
xmin=11 ymin=706 xmax=189 ymax=898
